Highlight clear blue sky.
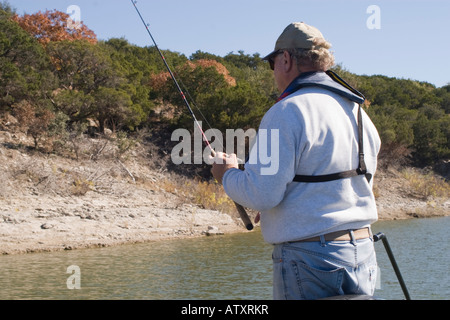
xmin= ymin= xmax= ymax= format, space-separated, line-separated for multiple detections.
xmin=8 ymin=0 xmax=450 ymax=87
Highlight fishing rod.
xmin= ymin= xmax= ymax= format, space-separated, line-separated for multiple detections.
xmin=374 ymin=232 xmax=411 ymax=300
xmin=131 ymin=0 xmax=254 ymax=231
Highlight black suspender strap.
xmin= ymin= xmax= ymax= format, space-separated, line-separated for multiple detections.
xmin=293 ymin=105 xmax=372 ymax=183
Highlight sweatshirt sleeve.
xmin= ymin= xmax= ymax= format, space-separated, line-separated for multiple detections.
xmin=222 ymin=102 xmax=301 ymax=212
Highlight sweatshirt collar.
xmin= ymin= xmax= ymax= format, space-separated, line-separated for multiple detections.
xmin=277 ymin=71 xmax=366 ymax=105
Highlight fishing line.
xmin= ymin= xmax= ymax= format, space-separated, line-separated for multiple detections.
xmin=131 ymin=0 xmax=212 ymax=151
xmin=172 ymin=69 xmax=222 ymax=150
xmin=180 ymin=82 xmax=215 ymax=134
xmin=130 ymin=0 xmax=253 ymax=230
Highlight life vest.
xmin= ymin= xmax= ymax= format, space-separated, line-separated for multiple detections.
xmin=277 ymin=70 xmax=372 ymax=183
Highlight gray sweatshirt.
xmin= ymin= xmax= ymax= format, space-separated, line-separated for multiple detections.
xmin=223 ymin=75 xmax=381 ymax=244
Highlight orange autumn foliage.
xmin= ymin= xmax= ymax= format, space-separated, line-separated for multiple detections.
xmin=149 ymin=72 xmax=172 ymax=91
xmin=12 ymin=9 xmax=97 ymax=45
xmin=150 ymin=59 xmax=236 ymax=90
xmin=185 ymin=59 xmax=236 ymax=87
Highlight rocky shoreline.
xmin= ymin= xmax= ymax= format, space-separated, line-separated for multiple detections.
xmin=0 ymin=185 xmax=247 ymax=255
xmin=1 ymin=178 xmax=447 ymax=256
xmin=1 ymin=131 xmax=449 ymax=256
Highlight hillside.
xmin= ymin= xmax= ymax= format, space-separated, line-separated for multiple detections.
xmin=1 ymin=6 xmax=449 ymax=255
xmin=0 ymin=128 xmax=244 ymax=255
xmin=1 ymin=128 xmax=448 ymax=255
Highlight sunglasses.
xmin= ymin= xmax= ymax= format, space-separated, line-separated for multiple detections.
xmin=268 ymin=50 xmax=284 ymax=70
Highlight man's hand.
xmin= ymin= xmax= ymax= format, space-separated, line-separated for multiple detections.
xmin=209 ymin=152 xmax=239 ymax=184
xmin=254 ymin=212 xmax=261 ymax=224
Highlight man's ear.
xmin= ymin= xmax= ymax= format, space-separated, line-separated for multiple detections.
xmin=282 ymin=51 xmax=295 ymax=73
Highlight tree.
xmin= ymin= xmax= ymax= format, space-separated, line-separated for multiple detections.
xmin=47 ymin=40 xmax=116 ymax=128
xmin=0 ymin=1 xmax=15 ymax=15
xmin=0 ymin=7 xmax=55 ymax=112
xmin=223 ymin=51 xmax=277 ymax=100
xmin=94 ymin=87 xmax=133 ymax=133
xmin=47 ymin=40 xmax=117 ymax=93
xmin=436 ymin=85 xmax=450 ymax=114
xmin=12 ymin=9 xmax=97 ymax=45
xmin=51 ymin=89 xmax=95 ymax=125
xmin=193 ymin=81 xmax=270 ymax=132
xmin=14 ymin=100 xmax=55 ymax=149
xmin=48 ymin=40 xmax=149 ymax=133
xmin=413 ymin=114 xmax=448 ymax=165
xmin=149 ymin=58 xmax=234 ymax=114
xmin=102 ymin=39 xmax=154 ymax=129
xmin=223 ymin=50 xmax=266 ymax=71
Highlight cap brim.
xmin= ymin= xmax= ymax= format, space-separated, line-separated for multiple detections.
xmin=262 ymin=50 xmax=278 ymax=61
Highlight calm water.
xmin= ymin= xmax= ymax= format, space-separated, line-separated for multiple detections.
xmin=0 ymin=217 xmax=448 ymax=300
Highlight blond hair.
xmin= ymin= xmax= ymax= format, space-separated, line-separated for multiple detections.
xmin=287 ymin=38 xmax=335 ymax=71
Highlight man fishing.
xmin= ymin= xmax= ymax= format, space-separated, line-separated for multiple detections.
xmin=211 ymin=22 xmax=381 ymax=300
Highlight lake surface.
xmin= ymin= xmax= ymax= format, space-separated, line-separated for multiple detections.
xmin=0 ymin=217 xmax=448 ymax=300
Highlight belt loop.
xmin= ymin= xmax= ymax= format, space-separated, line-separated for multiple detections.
xmin=349 ymin=230 xmax=356 ymax=246
xmin=320 ymin=235 xmax=326 ymax=247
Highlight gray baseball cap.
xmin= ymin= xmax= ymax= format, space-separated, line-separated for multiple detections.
xmin=263 ymin=22 xmax=326 ymax=61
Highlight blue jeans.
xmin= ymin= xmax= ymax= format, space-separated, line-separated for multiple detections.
xmin=272 ymin=235 xmax=377 ymax=300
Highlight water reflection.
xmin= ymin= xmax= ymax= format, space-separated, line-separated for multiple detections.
xmin=372 ymin=217 xmax=449 ymax=300
xmin=0 ymin=217 xmax=448 ymax=300
xmin=0 ymin=231 xmax=274 ymax=300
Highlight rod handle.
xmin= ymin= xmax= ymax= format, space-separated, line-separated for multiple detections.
xmin=234 ymin=202 xmax=254 ymax=231
xmin=210 ymin=151 xmax=252 ymax=230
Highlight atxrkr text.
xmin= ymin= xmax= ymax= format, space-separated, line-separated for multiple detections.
xmin=181 ymin=304 xmax=269 ymax=317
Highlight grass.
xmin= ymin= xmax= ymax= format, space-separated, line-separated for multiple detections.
xmin=192 ymin=179 xmax=236 ymax=214
xmin=71 ymin=177 xmax=95 ymax=196
xmin=158 ymin=176 xmax=236 ymax=215
xmin=2 ymin=129 xmax=446 ymax=221
xmin=401 ymin=168 xmax=450 ymax=200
